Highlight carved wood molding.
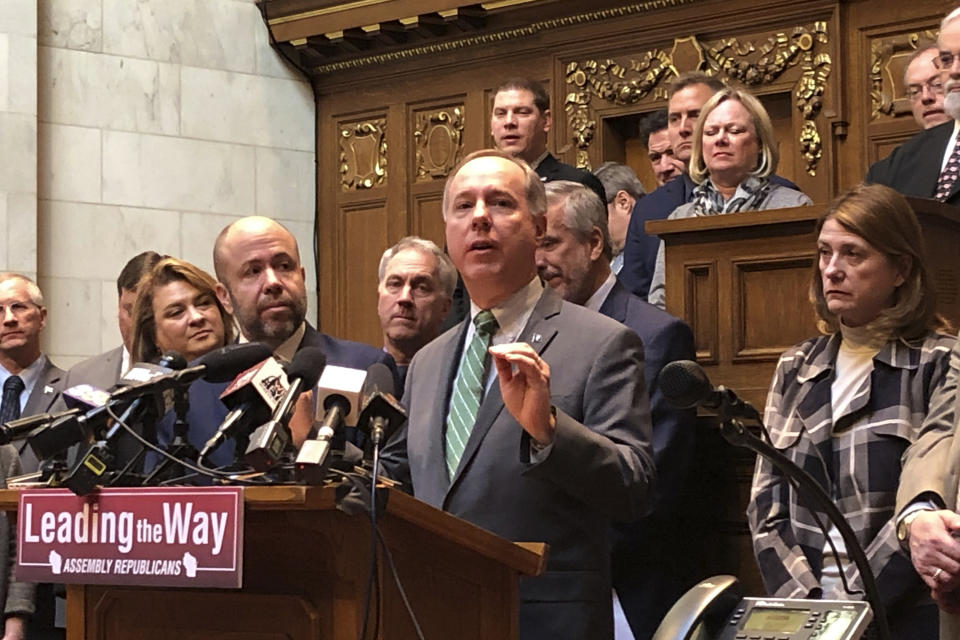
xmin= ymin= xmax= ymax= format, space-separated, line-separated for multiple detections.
xmin=564 ymin=22 xmax=831 ymax=175
xmin=338 ymin=118 xmax=388 ymax=190
xmin=869 ymin=28 xmax=939 ymax=122
xmin=414 ymin=105 xmax=465 ymax=182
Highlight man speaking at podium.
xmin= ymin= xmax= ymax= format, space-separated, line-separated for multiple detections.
xmin=380 ymin=149 xmax=656 ymax=640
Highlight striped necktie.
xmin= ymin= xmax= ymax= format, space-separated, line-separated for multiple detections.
xmin=935 ymin=131 xmax=960 ymax=202
xmin=0 ymin=375 xmax=24 ymax=425
xmin=445 ymin=310 xmax=498 ymax=479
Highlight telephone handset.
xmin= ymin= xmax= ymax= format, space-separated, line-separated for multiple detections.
xmin=652 ymin=576 xmax=873 ymax=640
xmin=653 ymin=575 xmax=741 ymax=640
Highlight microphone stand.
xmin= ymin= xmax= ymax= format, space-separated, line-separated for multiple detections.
xmin=143 ymin=388 xmax=199 ymax=485
xmin=714 ymin=395 xmax=891 ymax=640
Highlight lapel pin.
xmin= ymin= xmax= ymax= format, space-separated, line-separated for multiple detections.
xmin=44 ymin=385 xmax=54 ymax=394
xmin=532 ymin=333 xmax=542 ymax=343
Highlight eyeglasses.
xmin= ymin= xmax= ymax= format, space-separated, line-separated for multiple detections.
xmin=935 ymin=50 xmax=960 ymax=69
xmin=907 ymin=79 xmax=944 ymax=100
xmin=0 ymin=301 xmax=37 ymax=317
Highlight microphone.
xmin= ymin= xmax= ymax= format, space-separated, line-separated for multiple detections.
xmin=110 ymin=343 xmax=272 ymax=402
xmin=0 ymin=409 xmax=81 ymax=445
xmin=294 ymin=364 xmax=368 ymax=483
xmin=313 ymin=365 xmax=368 ymax=435
xmin=658 ymin=360 xmax=761 ymax=422
xmin=245 ymin=347 xmax=326 ymax=471
xmin=356 ymin=363 xmax=406 ymax=448
xmin=199 ymin=356 xmax=288 ymax=461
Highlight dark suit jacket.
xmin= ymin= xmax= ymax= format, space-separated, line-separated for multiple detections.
xmin=599 ymin=280 xmax=698 ymax=639
xmin=156 ymin=323 xmax=396 ymax=469
xmin=18 ymin=357 xmax=65 ymax=473
xmin=866 ymin=120 xmax=960 ymax=205
xmin=536 ymin=153 xmax=607 ymax=203
xmin=380 ymin=287 xmax=656 ymax=640
xmin=620 ymin=173 xmax=800 ymax=298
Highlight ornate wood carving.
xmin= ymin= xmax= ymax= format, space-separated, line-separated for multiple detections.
xmin=339 ymin=118 xmax=388 ymax=190
xmin=564 ymin=22 xmax=831 ymax=175
xmin=414 ymin=105 xmax=465 ymax=182
xmin=869 ymin=28 xmax=939 ymax=122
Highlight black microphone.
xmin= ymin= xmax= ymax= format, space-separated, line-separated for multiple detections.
xmin=356 ymin=363 xmax=406 ymax=448
xmin=199 ymin=356 xmax=288 ymax=461
xmin=245 ymin=347 xmax=326 ymax=471
xmin=0 ymin=409 xmax=81 ymax=444
xmin=110 ymin=343 xmax=273 ymax=402
xmin=658 ymin=360 xmax=761 ymax=422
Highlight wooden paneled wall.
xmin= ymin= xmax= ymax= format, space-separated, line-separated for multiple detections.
xmin=308 ymin=0 xmax=949 ymax=346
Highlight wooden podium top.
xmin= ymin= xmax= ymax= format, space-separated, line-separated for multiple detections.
xmin=0 ymin=484 xmax=547 ymax=578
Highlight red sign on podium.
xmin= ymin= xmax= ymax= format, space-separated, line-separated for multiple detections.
xmin=16 ymin=487 xmax=244 ymax=588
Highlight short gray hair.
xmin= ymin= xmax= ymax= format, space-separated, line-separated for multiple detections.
xmin=378 ymin=237 xmax=457 ymax=300
xmin=0 ymin=272 xmax=44 ymax=306
xmin=442 ymin=149 xmax=547 ymax=222
xmin=544 ymin=181 xmax=613 ymax=261
xmin=594 ymin=162 xmax=645 ymax=203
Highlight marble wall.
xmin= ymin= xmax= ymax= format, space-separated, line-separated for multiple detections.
xmin=0 ymin=0 xmax=39 ymax=281
xmin=29 ymin=0 xmax=316 ymax=369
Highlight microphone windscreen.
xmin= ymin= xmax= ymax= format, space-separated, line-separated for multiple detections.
xmin=285 ymin=347 xmax=326 ymax=388
xmin=158 ymin=351 xmax=188 ymax=370
xmin=199 ymin=343 xmax=274 ymax=383
xmin=659 ymin=360 xmax=712 ymax=409
xmin=361 ymin=362 xmax=395 ymax=401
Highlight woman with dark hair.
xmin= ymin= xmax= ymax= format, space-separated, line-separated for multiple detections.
xmin=747 ymin=183 xmax=955 ymax=639
xmin=131 ymin=258 xmax=235 ymax=363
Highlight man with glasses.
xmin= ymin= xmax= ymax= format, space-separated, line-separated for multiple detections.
xmin=0 ymin=273 xmax=63 ymax=639
xmin=866 ymin=9 xmax=960 ymax=205
xmin=906 ymin=45 xmax=949 ymax=130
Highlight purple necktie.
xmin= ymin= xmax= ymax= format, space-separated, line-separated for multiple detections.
xmin=935 ymin=131 xmax=960 ymax=202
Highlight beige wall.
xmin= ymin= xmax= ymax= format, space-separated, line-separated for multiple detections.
xmin=9 ymin=0 xmax=316 ymax=369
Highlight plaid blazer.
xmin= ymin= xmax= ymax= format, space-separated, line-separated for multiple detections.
xmin=748 ymin=331 xmax=955 ymax=610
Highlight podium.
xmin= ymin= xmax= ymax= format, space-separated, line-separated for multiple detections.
xmin=0 ymin=485 xmax=546 ymax=640
xmin=646 ymin=197 xmax=960 ymax=409
xmin=646 ymin=196 xmax=960 ymax=595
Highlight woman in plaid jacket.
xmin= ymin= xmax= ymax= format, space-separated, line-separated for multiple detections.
xmin=747 ymin=184 xmax=955 ymax=640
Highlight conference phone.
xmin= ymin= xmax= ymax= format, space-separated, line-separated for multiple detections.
xmin=651 ymin=575 xmax=873 ymax=640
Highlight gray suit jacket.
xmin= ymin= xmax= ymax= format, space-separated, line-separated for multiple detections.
xmin=380 ymin=287 xmax=656 ymax=640
xmin=55 ymin=346 xmax=123 ymax=398
xmin=18 ymin=357 xmax=65 ymax=473
xmin=897 ymin=340 xmax=960 ymax=639
xmin=0 ymin=444 xmax=33 ymax=618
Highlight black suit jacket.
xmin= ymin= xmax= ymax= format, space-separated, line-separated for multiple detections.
xmin=536 ymin=153 xmax=607 ymax=203
xmin=866 ymin=120 xmax=960 ymax=205
xmin=599 ymin=280 xmax=699 ymax=638
xmin=620 ymin=173 xmax=800 ymax=298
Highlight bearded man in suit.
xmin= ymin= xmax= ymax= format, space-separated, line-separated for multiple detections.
xmin=380 ymin=150 xmax=655 ymax=640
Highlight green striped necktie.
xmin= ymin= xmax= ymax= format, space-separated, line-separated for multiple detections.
xmin=445 ymin=309 xmax=498 ymax=479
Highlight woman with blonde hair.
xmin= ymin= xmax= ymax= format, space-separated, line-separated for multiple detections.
xmin=648 ymin=87 xmax=812 ymax=307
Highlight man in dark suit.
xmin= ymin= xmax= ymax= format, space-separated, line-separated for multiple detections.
xmin=866 ymin=14 xmax=960 ymax=206
xmin=537 ymin=180 xmax=697 ymax=640
xmin=619 ymin=72 xmax=799 ymax=299
xmin=380 ymin=150 xmax=656 ymax=640
xmin=175 ymin=216 xmax=394 ymax=463
xmin=491 ymin=77 xmax=606 ymax=203
xmin=0 ymin=273 xmax=63 ymax=639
